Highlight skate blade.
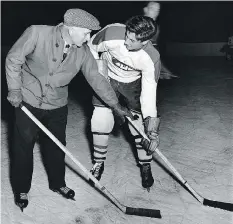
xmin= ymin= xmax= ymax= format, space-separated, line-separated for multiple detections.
xmin=17 ymin=203 xmax=25 ymax=212
xmin=146 ymin=187 xmax=150 ymax=192
xmin=70 ymin=197 xmax=76 ymax=201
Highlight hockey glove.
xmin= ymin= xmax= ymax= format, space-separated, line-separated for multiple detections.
xmin=7 ymin=90 xmax=23 ymax=107
xmin=140 ymin=116 xmax=160 ymax=155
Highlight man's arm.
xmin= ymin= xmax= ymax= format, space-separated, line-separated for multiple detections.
xmin=5 ymin=25 xmax=38 ymax=107
xmin=87 ymin=26 xmax=110 ymax=78
xmin=81 ymin=45 xmax=134 ymax=123
xmin=81 ymin=45 xmax=119 ymax=108
xmin=87 ymin=29 xmax=107 ymax=60
xmin=5 ymin=25 xmax=38 ymax=91
xmin=140 ymin=58 xmax=161 ymax=119
xmin=140 ymin=55 xmax=161 ymax=152
xmin=87 ymin=23 xmax=125 ymax=59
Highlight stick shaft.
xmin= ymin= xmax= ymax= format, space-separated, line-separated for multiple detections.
xmin=127 ymin=117 xmax=204 ymax=203
xmin=21 ymin=105 xmax=126 ymax=212
xmin=153 ymin=149 xmax=203 ymax=203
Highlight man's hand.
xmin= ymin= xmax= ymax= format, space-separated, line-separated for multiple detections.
xmin=140 ymin=134 xmax=159 ymax=155
xmin=141 ymin=116 xmax=160 ymax=155
xmin=112 ymin=103 xmax=134 ymax=125
xmin=7 ymin=90 xmax=23 ymax=107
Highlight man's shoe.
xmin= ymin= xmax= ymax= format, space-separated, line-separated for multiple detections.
xmin=90 ymin=161 xmax=104 ymax=181
xmin=14 ymin=193 xmax=28 ymax=212
xmin=51 ymin=186 xmax=75 ymax=200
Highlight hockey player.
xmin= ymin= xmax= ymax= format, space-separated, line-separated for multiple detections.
xmin=143 ymin=1 xmax=178 ymax=79
xmin=88 ymin=15 xmax=161 ymax=191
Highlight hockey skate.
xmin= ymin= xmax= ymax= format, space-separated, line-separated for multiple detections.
xmin=140 ymin=163 xmax=154 ymax=192
xmin=14 ymin=193 xmax=28 ymax=212
xmin=90 ymin=161 xmax=104 ymax=181
xmin=51 ymin=186 xmax=75 ymax=200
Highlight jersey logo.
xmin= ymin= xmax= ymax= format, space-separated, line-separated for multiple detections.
xmin=112 ymin=56 xmax=141 ymax=72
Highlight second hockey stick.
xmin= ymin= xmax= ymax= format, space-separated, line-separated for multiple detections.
xmin=20 ymin=105 xmax=162 ymax=218
xmin=127 ymin=116 xmax=233 ymax=212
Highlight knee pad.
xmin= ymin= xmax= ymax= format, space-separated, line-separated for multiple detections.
xmin=91 ymin=107 xmax=114 ymax=133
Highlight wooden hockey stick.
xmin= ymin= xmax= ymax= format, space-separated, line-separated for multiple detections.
xmin=20 ymin=105 xmax=162 ymax=218
xmin=127 ymin=116 xmax=233 ymax=212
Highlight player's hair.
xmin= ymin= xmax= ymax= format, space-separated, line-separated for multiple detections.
xmin=125 ymin=15 xmax=157 ymax=42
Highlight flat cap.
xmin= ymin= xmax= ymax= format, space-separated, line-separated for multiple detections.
xmin=64 ymin=9 xmax=101 ymax=30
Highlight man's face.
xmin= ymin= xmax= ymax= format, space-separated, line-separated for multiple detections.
xmin=124 ymin=31 xmax=144 ymax=51
xmin=69 ymin=27 xmax=91 ymax=47
xmin=143 ymin=2 xmax=160 ymax=20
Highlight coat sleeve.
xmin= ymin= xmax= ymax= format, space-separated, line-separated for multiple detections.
xmin=5 ymin=25 xmax=38 ymax=91
xmin=80 ymin=45 xmax=119 ymax=108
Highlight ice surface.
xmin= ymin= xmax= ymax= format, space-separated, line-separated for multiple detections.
xmin=1 ymin=57 xmax=233 ymax=224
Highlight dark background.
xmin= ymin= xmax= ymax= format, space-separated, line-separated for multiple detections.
xmin=2 ymin=1 xmax=233 ymax=46
xmin=1 ymin=1 xmax=233 ymax=113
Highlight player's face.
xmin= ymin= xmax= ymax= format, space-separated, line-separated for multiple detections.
xmin=68 ymin=27 xmax=91 ymax=47
xmin=124 ymin=31 xmax=144 ymax=51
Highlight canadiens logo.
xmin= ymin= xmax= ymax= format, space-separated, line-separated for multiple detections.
xmin=112 ymin=56 xmax=141 ymax=72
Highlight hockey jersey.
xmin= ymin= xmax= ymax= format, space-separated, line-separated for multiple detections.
xmin=88 ymin=23 xmax=161 ymax=118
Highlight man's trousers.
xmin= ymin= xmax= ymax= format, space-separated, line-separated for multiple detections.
xmin=11 ymin=102 xmax=68 ymax=193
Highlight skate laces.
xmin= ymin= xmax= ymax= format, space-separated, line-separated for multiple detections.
xmin=19 ymin=193 xmax=28 ymax=200
xmin=60 ymin=186 xmax=71 ymax=194
xmin=91 ymin=162 xmax=103 ymax=174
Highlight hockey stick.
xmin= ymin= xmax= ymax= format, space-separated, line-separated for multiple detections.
xmin=127 ymin=116 xmax=233 ymax=212
xmin=20 ymin=105 xmax=162 ymax=218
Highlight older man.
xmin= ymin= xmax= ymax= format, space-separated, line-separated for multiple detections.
xmin=6 ymin=8 xmax=133 ymax=211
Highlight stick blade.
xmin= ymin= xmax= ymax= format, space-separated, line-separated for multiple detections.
xmin=126 ymin=207 xmax=162 ymax=218
xmin=203 ymin=198 xmax=233 ymax=212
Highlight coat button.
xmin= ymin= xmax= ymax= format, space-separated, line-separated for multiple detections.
xmin=49 ymin=72 xmax=53 ymax=76
xmin=45 ymin=84 xmax=50 ymax=87
xmin=52 ymin=58 xmax=57 ymax=62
